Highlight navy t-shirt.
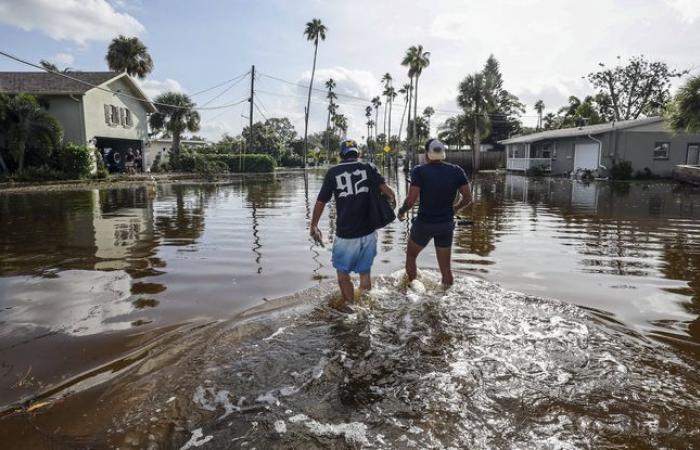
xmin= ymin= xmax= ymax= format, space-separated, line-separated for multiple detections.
xmin=410 ymin=162 xmax=469 ymax=223
xmin=317 ymin=160 xmax=385 ymax=238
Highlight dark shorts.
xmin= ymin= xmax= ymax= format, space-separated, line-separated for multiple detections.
xmin=409 ymin=219 xmax=455 ymax=248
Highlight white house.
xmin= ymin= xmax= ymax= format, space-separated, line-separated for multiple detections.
xmin=0 ymin=71 xmax=157 ymax=173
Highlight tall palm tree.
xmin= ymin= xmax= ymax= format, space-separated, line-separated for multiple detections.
xmin=365 ymin=105 xmax=373 ymax=147
xmin=397 ymin=83 xmax=411 ymax=142
xmin=325 ymin=78 xmax=336 ymax=161
xmin=667 ymin=75 xmax=700 ymax=134
xmin=106 ymin=35 xmax=154 ymax=79
xmin=457 ymin=72 xmax=495 ymax=172
xmin=423 ymin=106 xmax=435 ymax=134
xmin=302 ymin=18 xmax=328 ymax=168
xmin=333 ymin=114 xmax=348 ymax=139
xmin=402 ymin=45 xmax=430 ymax=166
xmin=0 ymin=93 xmax=63 ymax=173
xmin=534 ymin=99 xmax=545 ymax=130
xmin=371 ymin=96 xmax=382 ymax=141
xmin=381 ymin=73 xmax=392 ymax=138
xmin=384 ymin=86 xmax=397 ymax=143
xmin=149 ymin=92 xmax=200 ymax=161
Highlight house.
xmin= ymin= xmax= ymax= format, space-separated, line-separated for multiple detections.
xmin=501 ymin=117 xmax=700 ymax=177
xmin=0 ymin=71 xmax=157 ymax=173
xmin=144 ymin=138 xmax=209 ymax=170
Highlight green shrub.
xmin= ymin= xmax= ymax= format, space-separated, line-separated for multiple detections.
xmin=94 ymin=150 xmax=109 ymax=179
xmin=54 ymin=143 xmax=93 ymax=179
xmin=634 ymin=167 xmax=659 ymax=180
xmin=16 ymin=165 xmax=66 ymax=181
xmin=610 ymin=160 xmax=633 ymax=180
xmin=150 ymin=153 xmax=162 ymax=173
xmin=194 ymin=154 xmax=227 ymax=181
xmin=526 ymin=166 xmax=545 ymax=177
xmin=279 ymin=152 xmax=303 ymax=168
xmin=168 ymin=150 xmax=197 ymax=172
xmin=206 ymin=154 xmax=276 ymax=173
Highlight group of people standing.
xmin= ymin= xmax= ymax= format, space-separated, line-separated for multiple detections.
xmin=310 ymin=138 xmax=473 ymax=312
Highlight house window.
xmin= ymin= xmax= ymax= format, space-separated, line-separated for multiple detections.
xmin=110 ymin=105 xmax=119 ymax=126
xmin=653 ymin=142 xmax=670 ymax=160
xmin=124 ymin=109 xmax=132 ymax=127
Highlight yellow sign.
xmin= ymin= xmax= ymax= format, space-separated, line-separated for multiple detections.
xmin=383 ymin=145 xmax=391 ymax=153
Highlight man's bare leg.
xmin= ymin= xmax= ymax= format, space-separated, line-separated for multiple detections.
xmin=337 ymin=271 xmax=354 ymax=303
xmin=405 ymin=239 xmax=425 ymax=282
xmin=435 ymin=245 xmax=454 ymax=287
xmin=359 ymin=271 xmax=371 ymax=292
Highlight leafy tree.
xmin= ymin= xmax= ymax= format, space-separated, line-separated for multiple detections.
xmin=438 ymin=114 xmax=469 ymax=149
xmin=149 ymin=92 xmax=200 ymax=160
xmin=407 ymin=116 xmax=430 ymax=142
xmin=302 ymin=18 xmax=327 ymax=167
xmin=586 ymin=55 xmax=686 ymax=121
xmin=0 ymin=93 xmax=63 ymax=173
xmin=666 ymin=75 xmax=700 ymax=133
xmin=482 ymin=55 xmax=524 ymax=143
xmin=240 ymin=117 xmax=299 ymax=161
xmin=458 ymin=72 xmax=495 ymax=172
xmin=106 ymin=35 xmax=154 ymax=79
xmin=422 ymin=106 xmax=435 ymax=132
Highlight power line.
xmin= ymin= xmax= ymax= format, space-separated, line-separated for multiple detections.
xmin=200 ymin=74 xmax=249 ymax=107
xmin=189 ymin=71 xmax=250 ymax=97
xmin=0 ymin=49 xmax=247 ymax=111
xmin=253 ymin=101 xmax=268 ymax=121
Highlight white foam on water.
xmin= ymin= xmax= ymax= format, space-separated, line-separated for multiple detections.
xmin=192 ymin=386 xmax=239 ymax=419
xmin=180 ymin=428 xmax=213 ymax=449
xmin=289 ymin=414 xmax=370 ymax=447
xmin=263 ymin=326 xmax=287 ymax=341
xmin=273 ymin=420 xmax=287 ymax=434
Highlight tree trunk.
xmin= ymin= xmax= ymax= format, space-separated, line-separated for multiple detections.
xmin=412 ymin=75 xmax=420 ymax=168
xmin=406 ymin=77 xmax=413 ymax=169
xmin=473 ymin=115 xmax=480 ymax=173
xmin=325 ymin=110 xmax=331 ymax=164
xmin=173 ymin=131 xmax=181 ymax=163
xmin=17 ymin=140 xmax=26 ymax=173
xmin=303 ymin=40 xmax=319 ymax=168
xmin=0 ymin=152 xmax=8 ymax=174
xmin=388 ymin=99 xmax=395 ymax=169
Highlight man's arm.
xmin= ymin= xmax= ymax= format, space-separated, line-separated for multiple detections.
xmin=453 ymin=183 xmax=473 ymax=215
xmin=379 ymin=183 xmax=396 ymax=207
xmin=397 ymin=185 xmax=420 ymax=221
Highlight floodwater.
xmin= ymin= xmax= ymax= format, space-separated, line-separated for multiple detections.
xmin=1 ymin=171 xmax=700 ymax=449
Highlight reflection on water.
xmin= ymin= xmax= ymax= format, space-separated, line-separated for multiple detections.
xmin=1 ymin=172 xmax=700 ymax=425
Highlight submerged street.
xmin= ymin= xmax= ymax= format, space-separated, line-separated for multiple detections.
xmin=1 ymin=171 xmax=700 ymax=448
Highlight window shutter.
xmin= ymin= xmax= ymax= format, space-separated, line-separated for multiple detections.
xmin=104 ymin=104 xmax=111 ymax=125
xmin=125 ymin=109 xmax=132 ymax=128
xmin=119 ymin=108 xmax=126 ymax=126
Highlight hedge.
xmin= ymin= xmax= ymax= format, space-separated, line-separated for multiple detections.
xmin=205 ymin=154 xmax=275 ymax=173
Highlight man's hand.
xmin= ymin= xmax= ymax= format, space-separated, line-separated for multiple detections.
xmin=310 ymin=225 xmax=323 ymax=246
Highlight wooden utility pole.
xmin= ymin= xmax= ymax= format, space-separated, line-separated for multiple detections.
xmin=242 ymin=65 xmax=255 ymax=173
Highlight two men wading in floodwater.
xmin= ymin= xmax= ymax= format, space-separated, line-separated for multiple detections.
xmin=310 ymin=140 xmax=396 ymax=312
xmin=398 ymin=139 xmax=472 ymax=288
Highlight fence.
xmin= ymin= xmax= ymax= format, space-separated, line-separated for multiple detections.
xmin=442 ymin=150 xmax=505 ymax=172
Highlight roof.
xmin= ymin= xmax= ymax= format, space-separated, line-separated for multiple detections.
xmin=0 ymin=71 xmax=157 ymax=113
xmin=500 ymin=116 xmax=664 ymax=145
xmin=0 ymin=71 xmax=121 ymax=95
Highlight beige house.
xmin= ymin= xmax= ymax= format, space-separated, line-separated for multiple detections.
xmin=0 ymin=71 xmax=156 ymax=173
xmin=144 ymin=138 xmax=209 ymax=170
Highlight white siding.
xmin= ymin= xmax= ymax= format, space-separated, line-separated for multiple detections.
xmin=83 ymin=77 xmax=149 ymax=143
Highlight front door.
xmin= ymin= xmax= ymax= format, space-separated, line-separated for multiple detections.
xmin=687 ymin=144 xmax=700 ymax=165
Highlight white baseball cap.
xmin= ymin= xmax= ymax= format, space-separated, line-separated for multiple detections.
xmin=425 ymin=138 xmax=446 ymax=161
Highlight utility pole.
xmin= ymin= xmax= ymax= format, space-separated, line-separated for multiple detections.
xmin=243 ymin=65 xmax=255 ymax=173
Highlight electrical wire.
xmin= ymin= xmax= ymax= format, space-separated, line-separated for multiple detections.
xmin=189 ymin=71 xmax=250 ymax=97
xmin=253 ymin=101 xmax=268 ymax=121
xmin=0 ymin=49 xmax=248 ymax=111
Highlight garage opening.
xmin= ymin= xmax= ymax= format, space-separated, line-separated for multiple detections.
xmin=574 ymin=142 xmax=599 ymax=171
xmin=94 ymin=137 xmax=143 ymax=174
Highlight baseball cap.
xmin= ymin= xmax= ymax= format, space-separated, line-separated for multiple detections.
xmin=340 ymin=140 xmax=359 ymax=157
xmin=425 ymin=138 xmax=446 ymax=161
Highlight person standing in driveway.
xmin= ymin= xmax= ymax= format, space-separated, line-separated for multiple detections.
xmin=310 ymin=140 xmax=396 ymax=311
xmin=398 ymin=139 xmax=472 ymax=288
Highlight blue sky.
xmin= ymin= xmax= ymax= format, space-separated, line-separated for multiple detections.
xmin=1 ymin=0 xmax=699 ymax=140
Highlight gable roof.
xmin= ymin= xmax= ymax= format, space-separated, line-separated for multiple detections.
xmin=0 ymin=71 xmax=120 ymax=95
xmin=500 ymin=116 xmax=664 ymax=145
xmin=0 ymin=71 xmax=157 ymax=113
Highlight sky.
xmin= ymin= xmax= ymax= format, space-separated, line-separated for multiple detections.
xmin=1 ymin=0 xmax=699 ymax=141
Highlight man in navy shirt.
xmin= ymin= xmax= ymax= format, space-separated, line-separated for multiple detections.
xmin=398 ymin=139 xmax=472 ymax=287
xmin=311 ymin=140 xmax=396 ymax=311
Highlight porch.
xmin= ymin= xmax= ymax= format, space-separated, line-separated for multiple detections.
xmin=506 ymin=157 xmax=552 ymax=172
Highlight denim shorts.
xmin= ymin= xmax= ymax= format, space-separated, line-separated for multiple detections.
xmin=332 ymin=231 xmax=378 ymax=274
xmin=410 ymin=219 xmax=455 ymax=248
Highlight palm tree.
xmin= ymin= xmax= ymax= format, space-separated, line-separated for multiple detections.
xmin=457 ymin=72 xmax=495 ymax=172
xmin=333 ymin=114 xmax=348 ymax=139
xmin=423 ymin=106 xmax=435 ymax=133
xmin=302 ymin=18 xmax=328 ymax=168
xmin=365 ymin=105 xmax=373 ymax=148
xmin=40 ymin=60 xmax=73 ymax=73
xmin=667 ymin=75 xmax=700 ymax=133
xmin=325 ymin=78 xmax=336 ymax=161
xmin=0 ymin=93 xmax=63 ymax=173
xmin=106 ymin=35 xmax=154 ymax=79
xmin=397 ymin=83 xmax=411 ymax=142
xmin=402 ymin=45 xmax=430 ymax=166
xmin=148 ymin=92 xmax=200 ymax=161
xmin=384 ymin=86 xmax=397 ymax=143
xmin=534 ymin=99 xmax=545 ymax=130
xmin=381 ymin=73 xmax=392 ymax=138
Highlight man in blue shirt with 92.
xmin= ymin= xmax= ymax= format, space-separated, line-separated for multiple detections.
xmin=398 ymin=138 xmax=472 ymax=288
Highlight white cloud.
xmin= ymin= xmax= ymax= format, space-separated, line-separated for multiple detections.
xmin=665 ymin=0 xmax=700 ymax=23
xmin=52 ymin=52 xmax=75 ymax=66
xmin=0 ymin=0 xmax=144 ymax=44
xmin=137 ymin=78 xmax=184 ymax=100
